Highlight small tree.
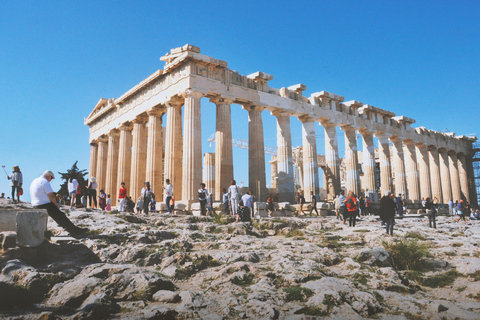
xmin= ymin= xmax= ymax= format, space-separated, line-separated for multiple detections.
xmin=57 ymin=161 xmax=89 ymax=201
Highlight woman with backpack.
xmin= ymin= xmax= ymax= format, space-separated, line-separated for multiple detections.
xmin=141 ymin=181 xmax=153 ymax=215
xmin=198 ymin=183 xmax=208 ymax=216
xmin=345 ymin=191 xmax=358 ymax=227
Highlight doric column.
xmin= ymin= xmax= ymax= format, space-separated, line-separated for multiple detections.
xmin=415 ymin=143 xmax=431 ymax=200
xmin=359 ymin=130 xmax=376 ymax=193
xmin=270 ymin=156 xmax=278 ymax=189
xmin=273 ymin=110 xmax=294 ymax=203
xmin=212 ymin=97 xmax=234 ymax=201
xmin=89 ymin=141 xmax=98 ymax=182
xmin=428 ymin=146 xmax=443 ymax=203
xmin=182 ymin=90 xmax=203 ymax=204
xmin=375 ymin=133 xmax=393 ymax=197
xmin=322 ymin=121 xmax=341 ymax=200
xmin=342 ymin=125 xmax=360 ymax=196
xmin=439 ymin=148 xmax=452 ymax=204
xmin=247 ymin=105 xmax=267 ymax=201
xmin=130 ymin=117 xmax=147 ymax=200
xmin=404 ymin=140 xmax=420 ymax=201
xmin=299 ymin=116 xmax=319 ymax=198
xmin=146 ymin=108 xmax=165 ymax=200
xmin=391 ymin=137 xmax=407 ymax=197
xmin=164 ymin=98 xmax=183 ymax=200
xmin=457 ymin=152 xmax=470 ymax=202
xmin=203 ymin=153 xmax=215 ymax=194
xmin=117 ymin=124 xmax=133 ymax=198
xmin=449 ymin=151 xmax=461 ymax=202
xmin=96 ymin=136 xmax=108 ymax=191
xmin=105 ymin=130 xmax=119 ymax=204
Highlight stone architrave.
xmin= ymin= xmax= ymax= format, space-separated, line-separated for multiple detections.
xmin=105 ymin=130 xmax=120 ymax=204
xmin=130 ymin=118 xmax=147 ymax=199
xmin=457 ymin=153 xmax=470 ymax=202
xmin=96 ymin=137 xmax=108 ymax=191
xmin=117 ymin=124 xmax=133 ymax=197
xmin=375 ymin=133 xmax=393 ymax=197
xmin=299 ymin=116 xmax=319 ymax=198
xmin=342 ymin=125 xmax=360 ymax=196
xmin=164 ymin=98 xmax=183 ymax=200
xmin=322 ymin=121 xmax=340 ymax=200
xmin=247 ymin=105 xmax=267 ymax=201
xmin=391 ymin=137 xmax=407 ymax=198
xmin=449 ymin=151 xmax=461 ymax=203
xmin=203 ymin=153 xmax=215 ymax=194
xmin=415 ymin=143 xmax=432 ymax=200
xmin=182 ymin=90 xmax=203 ymax=205
xmin=273 ymin=110 xmax=294 ymax=203
xmin=403 ymin=140 xmax=420 ymax=201
xmin=146 ymin=108 xmax=165 ymax=199
xmin=212 ymin=97 xmax=234 ymax=201
xmin=428 ymin=146 xmax=443 ymax=203
xmin=359 ymin=130 xmax=376 ymax=193
xmin=89 ymin=142 xmax=98 ymax=182
xmin=439 ymin=148 xmax=453 ymax=203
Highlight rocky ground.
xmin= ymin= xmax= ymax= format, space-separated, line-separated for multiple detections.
xmin=1 ymin=198 xmax=480 ymax=320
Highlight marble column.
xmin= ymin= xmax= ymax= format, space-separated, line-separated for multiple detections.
xmin=130 ymin=118 xmax=147 ymax=200
xmin=146 ymin=108 xmax=165 ymax=200
xmin=247 ymin=105 xmax=267 ymax=201
xmin=439 ymin=148 xmax=452 ymax=204
xmin=415 ymin=143 xmax=432 ymax=200
xmin=164 ymin=98 xmax=183 ymax=200
xmin=404 ymin=140 xmax=420 ymax=201
xmin=428 ymin=146 xmax=443 ymax=203
xmin=375 ymin=133 xmax=393 ymax=197
xmin=391 ymin=137 xmax=407 ymax=197
xmin=203 ymin=153 xmax=215 ymax=194
xmin=322 ymin=122 xmax=341 ymax=200
xmin=89 ymin=142 xmax=98 ymax=182
xmin=359 ymin=130 xmax=376 ymax=193
xmin=457 ymin=153 xmax=470 ymax=202
xmin=105 ymin=130 xmax=119 ymax=205
xmin=212 ymin=97 xmax=234 ymax=201
xmin=117 ymin=124 xmax=132 ymax=198
xmin=448 ymin=151 xmax=461 ymax=203
xmin=96 ymin=137 xmax=108 ymax=191
xmin=342 ymin=125 xmax=360 ymax=196
xmin=270 ymin=156 xmax=278 ymax=189
xmin=274 ymin=110 xmax=294 ymax=203
xmin=182 ymin=90 xmax=203 ymax=204
xmin=300 ymin=116 xmax=319 ymax=198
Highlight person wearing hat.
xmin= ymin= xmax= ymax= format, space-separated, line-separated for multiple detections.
xmin=30 ymin=170 xmax=88 ymax=237
xmin=87 ymin=177 xmax=98 ymax=208
xmin=7 ymin=165 xmax=23 ymax=203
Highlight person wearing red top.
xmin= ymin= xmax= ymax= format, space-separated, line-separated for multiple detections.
xmin=345 ymin=191 xmax=358 ymax=227
xmin=118 ymin=182 xmax=127 ymax=212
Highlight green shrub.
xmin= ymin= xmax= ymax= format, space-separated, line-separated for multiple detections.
xmin=470 ymin=270 xmax=480 ymax=281
xmin=420 ymin=270 xmax=459 ymax=288
xmin=294 ymin=306 xmax=329 ymax=316
xmin=352 ymin=272 xmax=371 ymax=286
xmin=285 ymin=229 xmax=304 ymax=238
xmin=372 ymin=291 xmax=384 ymax=303
xmin=467 ymin=292 xmax=480 ymax=301
xmin=405 ymin=231 xmax=427 ymax=241
xmin=382 ymin=238 xmax=429 ymax=271
xmin=231 ymin=273 xmax=255 ymax=286
xmin=284 ymin=286 xmax=314 ymax=302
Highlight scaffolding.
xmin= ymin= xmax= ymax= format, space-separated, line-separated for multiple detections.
xmin=473 ymin=140 xmax=480 ymax=206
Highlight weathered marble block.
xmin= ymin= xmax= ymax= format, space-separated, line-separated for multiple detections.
xmin=0 ymin=210 xmax=17 ymax=232
xmin=16 ymin=210 xmax=48 ymax=247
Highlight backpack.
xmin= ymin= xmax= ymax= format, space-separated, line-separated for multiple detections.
xmin=238 ymin=207 xmax=251 ymax=222
xmin=198 ymin=191 xmax=206 ymax=200
xmin=346 ymin=197 xmax=357 ymax=210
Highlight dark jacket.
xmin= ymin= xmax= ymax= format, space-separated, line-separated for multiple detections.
xmin=380 ymin=196 xmax=396 ymax=220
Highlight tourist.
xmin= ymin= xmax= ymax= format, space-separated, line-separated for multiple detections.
xmin=249 ymin=190 xmax=256 ymax=217
xmin=456 ymin=200 xmax=467 ymax=223
xmin=448 ymin=199 xmax=454 ymax=215
xmin=0 ymin=193 xmax=4 ymax=198
xmin=359 ymin=196 xmax=366 ymax=217
xmin=150 ymin=195 xmax=156 ymax=213
xmin=67 ymin=176 xmax=79 ymax=210
xmin=235 ymin=200 xmax=250 ymax=223
xmin=222 ymin=188 xmax=229 ymax=213
xmin=241 ymin=191 xmax=254 ymax=218
xmin=333 ymin=195 xmax=340 ymax=220
xmin=81 ymin=193 xmax=87 ymax=208
xmin=421 ymin=197 xmax=427 ymax=213
xmin=365 ymin=197 xmax=371 ymax=216
xmin=425 ymin=198 xmax=437 ymax=228
xmin=396 ymin=194 xmax=404 ymax=217
xmin=87 ymin=177 xmax=97 ymax=208
xmin=309 ymin=191 xmax=318 ymax=217
xmin=141 ymin=181 xmax=153 ymax=215
xmin=297 ymin=192 xmax=306 ymax=216
xmin=118 ymin=182 xmax=127 ymax=212
xmin=228 ymin=180 xmax=240 ymax=216
xmin=7 ymin=165 xmax=23 ymax=203
xmin=29 ymin=170 xmax=87 ymax=237
xmin=470 ymin=208 xmax=479 ymax=220
xmin=105 ymin=194 xmax=112 ymax=211
xmin=206 ymin=192 xmax=214 ymax=217
xmin=126 ymin=196 xmax=135 ymax=213
xmin=136 ymin=196 xmax=144 ymax=214
xmin=198 ymin=183 xmax=208 ymax=216
xmin=454 ymin=200 xmax=459 ymax=215
xmin=380 ymin=191 xmax=396 ymax=236
xmin=164 ymin=179 xmax=173 ymax=214
xmin=339 ymin=190 xmax=347 ymax=224
xmin=170 ymin=194 xmax=175 ymax=215
xmin=345 ymin=191 xmax=358 ymax=227
xmin=267 ymin=194 xmax=275 ymax=218
xmin=98 ymin=189 xmax=106 ymax=211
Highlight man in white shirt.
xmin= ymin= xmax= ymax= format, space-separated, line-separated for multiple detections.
xmin=30 ymin=170 xmax=88 ymax=238
xmin=241 ymin=191 xmax=254 ymax=217
xmin=164 ymin=179 xmax=173 ymax=214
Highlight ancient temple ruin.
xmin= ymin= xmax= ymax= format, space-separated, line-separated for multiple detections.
xmin=85 ymin=44 xmax=477 ymax=208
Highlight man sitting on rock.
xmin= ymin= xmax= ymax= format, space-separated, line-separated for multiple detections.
xmin=30 ymin=170 xmax=88 ymax=238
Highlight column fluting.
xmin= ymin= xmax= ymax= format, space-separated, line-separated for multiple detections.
xmin=130 ymin=118 xmax=147 ymax=200
xmin=164 ymin=99 xmax=183 ymax=200
xmin=428 ymin=146 xmax=443 ymax=203
xmin=203 ymin=153 xmax=215 ymax=194
xmin=439 ymin=148 xmax=452 ymax=204
xmin=391 ymin=137 xmax=407 ymax=197
xmin=247 ymin=105 xmax=267 ymax=201
xmin=105 ymin=130 xmax=119 ymax=205
xmin=360 ymin=130 xmax=376 ymax=193
xmin=96 ymin=137 xmax=108 ymax=192
xmin=300 ymin=116 xmax=319 ymax=198
xmin=448 ymin=152 xmax=461 ymax=203
xmin=323 ymin=122 xmax=341 ymax=200
xmin=415 ymin=143 xmax=432 ymax=200
xmin=89 ymin=142 xmax=98 ymax=182
xmin=404 ymin=140 xmax=420 ymax=201
xmin=274 ymin=111 xmax=294 ymax=203
xmin=146 ymin=109 xmax=165 ymax=200
xmin=117 ymin=124 xmax=133 ymax=199
xmin=457 ymin=153 xmax=470 ymax=202
xmin=375 ymin=133 xmax=393 ymax=197
xmin=342 ymin=125 xmax=360 ymax=196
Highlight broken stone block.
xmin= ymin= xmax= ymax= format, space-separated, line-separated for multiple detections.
xmin=16 ymin=210 xmax=48 ymax=247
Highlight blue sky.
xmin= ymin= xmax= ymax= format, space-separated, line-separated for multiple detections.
xmin=1 ymin=0 xmax=479 ymax=201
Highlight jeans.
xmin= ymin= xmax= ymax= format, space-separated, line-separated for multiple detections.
xmin=165 ymin=196 xmax=172 ymax=213
xmin=348 ymin=210 xmax=356 ymax=227
xmin=200 ymin=200 xmax=207 ymax=215
xmin=385 ymin=218 xmax=394 ymax=235
xmin=119 ymin=198 xmax=125 ymax=211
xmin=34 ymin=202 xmax=78 ymax=232
xmin=88 ymin=190 xmax=97 ymax=208
xmin=231 ymin=197 xmax=239 ymax=215
xmin=310 ymin=204 xmax=318 ymax=216
xmin=428 ymin=210 xmax=436 ymax=228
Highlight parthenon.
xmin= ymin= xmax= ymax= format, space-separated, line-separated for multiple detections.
xmin=85 ymin=44 xmax=477 ymax=208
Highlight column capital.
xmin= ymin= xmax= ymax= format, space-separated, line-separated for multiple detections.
xmin=147 ymin=106 xmax=166 ymax=117
xmin=320 ymin=119 xmax=337 ymax=128
xmin=89 ymin=140 xmax=98 ymax=146
xmin=107 ymin=129 xmax=120 ymax=138
xmin=118 ymin=123 xmax=133 ymax=131
xmin=242 ymin=104 xmax=264 ymax=112
xmin=270 ymin=108 xmax=291 ymax=117
xmin=97 ymin=135 xmax=108 ymax=143
xmin=358 ymin=128 xmax=373 ymax=136
xmin=447 ymin=149 xmax=457 ymax=155
xmin=210 ymin=95 xmax=234 ymax=105
xmin=403 ymin=138 xmax=418 ymax=146
xmin=165 ymin=95 xmax=184 ymax=108
xmin=389 ymin=135 xmax=405 ymax=143
xmin=132 ymin=115 xmax=147 ymax=124
xmin=374 ymin=132 xmax=392 ymax=139
xmin=427 ymin=145 xmax=438 ymax=151
xmin=181 ymin=89 xmax=203 ymax=99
